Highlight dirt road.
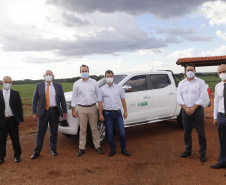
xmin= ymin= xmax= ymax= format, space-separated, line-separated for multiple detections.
xmin=0 ymin=102 xmax=226 ymax=184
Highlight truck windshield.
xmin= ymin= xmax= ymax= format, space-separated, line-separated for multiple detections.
xmin=98 ymin=75 xmax=127 ymax=88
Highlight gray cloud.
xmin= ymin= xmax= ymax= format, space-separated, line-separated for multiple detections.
xmin=47 ymin=0 xmax=213 ymax=19
xmin=153 ymin=26 xmax=212 ymax=42
xmin=62 ymin=12 xmax=91 ymax=27
xmin=165 ymin=36 xmax=182 ymax=43
xmin=185 ymin=35 xmax=212 ymax=42
xmin=1 ymin=28 xmax=166 ymax=57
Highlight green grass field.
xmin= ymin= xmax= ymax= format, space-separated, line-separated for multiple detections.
xmin=1 ymin=83 xmax=74 ymax=105
xmin=193 ymin=75 xmax=220 ymax=92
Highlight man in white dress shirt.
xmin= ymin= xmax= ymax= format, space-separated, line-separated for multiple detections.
xmin=99 ymin=70 xmax=130 ymax=157
xmin=177 ymin=63 xmax=207 ymax=162
xmin=211 ymin=64 xmax=226 ymax=169
xmin=72 ymin=64 xmax=104 ymax=157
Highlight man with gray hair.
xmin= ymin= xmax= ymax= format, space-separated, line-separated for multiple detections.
xmin=0 ymin=76 xmax=24 ymax=164
xmin=31 ymin=70 xmax=67 ymax=159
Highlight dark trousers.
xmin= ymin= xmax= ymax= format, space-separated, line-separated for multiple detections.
xmin=0 ymin=117 xmax=21 ymax=159
xmin=103 ymin=110 xmax=126 ymax=151
xmin=34 ymin=108 xmax=59 ymax=154
xmin=217 ymin=113 xmax=226 ymax=165
xmin=182 ymin=106 xmax=206 ymax=154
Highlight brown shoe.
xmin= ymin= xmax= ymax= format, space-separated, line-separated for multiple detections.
xmin=77 ymin=149 xmax=85 ymax=157
xmin=96 ymin=147 xmax=104 ymax=154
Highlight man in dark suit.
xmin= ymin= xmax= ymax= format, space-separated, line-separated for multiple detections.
xmin=0 ymin=76 xmax=24 ymax=164
xmin=31 ymin=70 xmax=67 ymax=159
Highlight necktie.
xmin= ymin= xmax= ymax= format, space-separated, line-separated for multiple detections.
xmin=4 ymin=91 xmax=10 ymax=117
xmin=46 ymin=84 xmax=50 ymax=110
xmin=224 ymin=83 xmax=226 ymax=114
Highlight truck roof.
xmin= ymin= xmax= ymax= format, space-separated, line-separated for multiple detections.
xmin=115 ymin=70 xmax=172 ymax=75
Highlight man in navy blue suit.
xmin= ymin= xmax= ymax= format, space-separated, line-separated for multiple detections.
xmin=31 ymin=70 xmax=67 ymax=159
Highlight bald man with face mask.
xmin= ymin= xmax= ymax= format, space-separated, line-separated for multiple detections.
xmin=211 ymin=64 xmax=226 ymax=169
xmin=31 ymin=70 xmax=67 ymax=159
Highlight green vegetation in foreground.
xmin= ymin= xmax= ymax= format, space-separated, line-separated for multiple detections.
xmin=0 ymin=83 xmax=74 ymax=105
xmin=197 ymin=75 xmax=221 ymax=92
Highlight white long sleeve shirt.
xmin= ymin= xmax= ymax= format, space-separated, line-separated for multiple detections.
xmin=213 ymin=81 xmax=226 ymax=119
xmin=177 ymin=76 xmax=207 ymax=108
xmin=71 ymin=78 xmax=100 ymax=107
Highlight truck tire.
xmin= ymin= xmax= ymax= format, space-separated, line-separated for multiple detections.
xmin=177 ymin=110 xmax=184 ymax=128
xmin=87 ymin=120 xmax=107 ymax=147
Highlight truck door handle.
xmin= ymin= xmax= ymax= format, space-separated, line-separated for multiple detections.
xmin=144 ymin=95 xmax=151 ymax=99
xmin=169 ymin=92 xmax=175 ymax=95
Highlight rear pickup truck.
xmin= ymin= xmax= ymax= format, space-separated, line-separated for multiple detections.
xmin=58 ymin=70 xmax=211 ymax=145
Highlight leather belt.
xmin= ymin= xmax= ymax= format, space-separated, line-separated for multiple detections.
xmin=104 ymin=110 xmax=119 ymax=113
xmin=5 ymin=116 xmax=14 ymax=120
xmin=49 ymin=107 xmax=57 ymax=109
xmin=78 ymin=103 xmax=96 ymax=107
xmin=219 ymin=112 xmax=226 ymax=117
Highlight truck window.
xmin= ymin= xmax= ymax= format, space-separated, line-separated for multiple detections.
xmin=123 ymin=75 xmax=146 ymax=92
xmin=150 ymin=74 xmax=171 ymax=89
xmin=98 ymin=75 xmax=127 ymax=88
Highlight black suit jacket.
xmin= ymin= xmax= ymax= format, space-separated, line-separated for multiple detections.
xmin=0 ymin=89 xmax=24 ymax=128
xmin=32 ymin=82 xmax=67 ymax=118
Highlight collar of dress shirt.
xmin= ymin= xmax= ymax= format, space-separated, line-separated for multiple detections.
xmin=185 ymin=76 xmax=197 ymax=82
xmin=45 ymin=81 xmax=53 ymax=86
xmin=80 ymin=77 xmax=90 ymax=82
xmin=106 ymin=83 xmax=115 ymax=88
xmin=2 ymin=88 xmax=10 ymax=93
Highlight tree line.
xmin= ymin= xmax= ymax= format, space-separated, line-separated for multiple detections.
xmin=7 ymin=75 xmax=104 ymax=84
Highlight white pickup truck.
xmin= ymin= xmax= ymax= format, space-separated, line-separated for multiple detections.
xmin=58 ymin=71 xmax=211 ymax=145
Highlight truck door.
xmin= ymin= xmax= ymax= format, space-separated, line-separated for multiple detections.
xmin=122 ymin=75 xmax=153 ymax=125
xmin=149 ymin=74 xmax=177 ymax=119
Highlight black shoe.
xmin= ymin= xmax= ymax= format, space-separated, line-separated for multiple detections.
xmin=15 ymin=157 xmax=21 ymax=163
xmin=121 ymin=150 xmax=131 ymax=156
xmin=0 ymin=158 xmax=4 ymax=164
xmin=51 ymin=151 xmax=58 ymax=156
xmin=211 ymin=163 xmax=226 ymax=169
xmin=31 ymin=153 xmax=40 ymax=159
xmin=96 ymin=147 xmax=104 ymax=154
xmin=108 ymin=151 xmax=116 ymax=157
xmin=77 ymin=149 xmax=85 ymax=157
xmin=200 ymin=154 xmax=207 ymax=162
xmin=180 ymin=151 xmax=191 ymax=158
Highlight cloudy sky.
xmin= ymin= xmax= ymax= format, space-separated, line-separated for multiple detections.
xmin=0 ymin=0 xmax=226 ymax=80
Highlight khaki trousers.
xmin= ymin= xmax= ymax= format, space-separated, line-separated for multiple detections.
xmin=77 ymin=105 xmax=100 ymax=150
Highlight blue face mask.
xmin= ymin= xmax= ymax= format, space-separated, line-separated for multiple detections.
xmin=4 ymin=83 xmax=11 ymax=90
xmin=81 ymin=72 xmax=89 ymax=79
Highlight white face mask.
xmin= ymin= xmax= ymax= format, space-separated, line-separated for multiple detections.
xmin=3 ymin=83 xmax=11 ymax=90
xmin=186 ymin=71 xmax=195 ymax=79
xmin=106 ymin=77 xmax=114 ymax=84
xmin=219 ymin=73 xmax=226 ymax=81
xmin=45 ymin=75 xmax=53 ymax=82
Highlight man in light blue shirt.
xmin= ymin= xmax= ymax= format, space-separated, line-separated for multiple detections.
xmin=99 ymin=70 xmax=130 ymax=157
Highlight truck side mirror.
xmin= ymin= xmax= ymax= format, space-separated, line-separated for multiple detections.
xmin=122 ymin=85 xmax=132 ymax=92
